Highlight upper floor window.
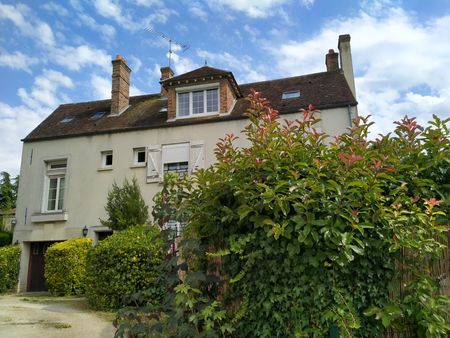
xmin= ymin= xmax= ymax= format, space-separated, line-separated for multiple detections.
xmin=177 ymin=87 xmax=219 ymax=117
xmin=133 ymin=147 xmax=146 ymax=166
xmin=44 ymin=160 xmax=67 ymax=212
xmin=101 ymin=150 xmax=113 ymax=169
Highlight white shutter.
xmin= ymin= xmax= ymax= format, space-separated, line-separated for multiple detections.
xmin=190 ymin=141 xmax=205 ymax=173
xmin=147 ymin=146 xmax=161 ymax=183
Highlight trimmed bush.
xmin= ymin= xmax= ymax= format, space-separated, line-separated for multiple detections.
xmin=0 ymin=231 xmax=12 ymax=247
xmin=0 ymin=245 xmax=21 ymax=293
xmin=86 ymin=225 xmax=165 ymax=310
xmin=44 ymin=237 xmax=92 ymax=296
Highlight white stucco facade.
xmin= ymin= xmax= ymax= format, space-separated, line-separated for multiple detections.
xmin=13 ymin=106 xmax=356 ymax=291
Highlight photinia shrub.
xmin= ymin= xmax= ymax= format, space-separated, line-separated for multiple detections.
xmin=117 ymin=90 xmax=449 ymax=337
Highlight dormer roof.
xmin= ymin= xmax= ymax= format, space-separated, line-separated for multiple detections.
xmin=161 ymin=65 xmax=242 ymax=98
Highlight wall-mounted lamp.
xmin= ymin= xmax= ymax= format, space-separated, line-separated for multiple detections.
xmin=11 ymin=218 xmax=17 ymax=226
xmin=82 ymin=226 xmax=88 ymax=237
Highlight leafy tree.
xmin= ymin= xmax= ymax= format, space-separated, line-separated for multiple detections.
xmin=100 ymin=177 xmax=149 ymax=231
xmin=0 ymin=172 xmax=14 ymax=211
xmin=116 ymin=91 xmax=449 ymax=337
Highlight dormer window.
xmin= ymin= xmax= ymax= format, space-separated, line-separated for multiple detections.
xmin=176 ymin=84 xmax=219 ymax=118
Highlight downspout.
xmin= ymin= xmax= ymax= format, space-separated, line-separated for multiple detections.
xmin=347 ymin=105 xmax=353 ymax=128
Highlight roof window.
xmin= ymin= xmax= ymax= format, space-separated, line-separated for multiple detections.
xmin=60 ymin=116 xmax=74 ymax=123
xmin=91 ymin=111 xmax=106 ymax=120
xmin=282 ymin=90 xmax=300 ymax=100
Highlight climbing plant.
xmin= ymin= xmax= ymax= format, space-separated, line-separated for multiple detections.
xmin=116 ymin=91 xmax=449 ymax=337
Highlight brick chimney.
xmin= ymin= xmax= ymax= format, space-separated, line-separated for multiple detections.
xmin=160 ymin=66 xmax=174 ymax=97
xmin=111 ymin=54 xmax=131 ymax=115
xmin=325 ymin=49 xmax=339 ymax=72
xmin=338 ymin=34 xmax=356 ymax=98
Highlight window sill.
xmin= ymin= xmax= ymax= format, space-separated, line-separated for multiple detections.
xmin=31 ymin=212 xmax=68 ymax=223
xmin=130 ymin=164 xmax=146 ymax=169
xmin=97 ymin=167 xmax=113 ymax=171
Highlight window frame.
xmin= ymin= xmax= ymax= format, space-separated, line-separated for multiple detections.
xmin=101 ymin=150 xmax=113 ymax=169
xmin=133 ymin=147 xmax=147 ymax=166
xmin=176 ymin=83 xmax=220 ymax=118
xmin=43 ymin=160 xmax=67 ymax=213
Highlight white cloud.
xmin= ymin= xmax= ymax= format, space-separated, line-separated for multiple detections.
xmin=0 ymin=3 xmax=55 ymax=46
xmin=93 ymin=0 xmax=138 ymax=30
xmin=267 ymin=6 xmax=450 ymax=135
xmin=208 ymin=0 xmax=290 ymax=18
xmin=0 ymin=102 xmax=43 ymax=175
xmin=78 ymin=13 xmax=116 ymax=40
xmin=18 ymin=69 xmax=73 ymax=112
xmin=197 ymin=50 xmax=267 ymax=83
xmin=90 ymin=74 xmax=111 ymax=99
xmin=52 ymin=45 xmax=111 ymax=71
xmin=90 ymin=74 xmax=145 ymax=100
xmin=128 ymin=55 xmax=142 ymax=73
xmin=0 ymin=51 xmax=39 ymax=73
xmin=41 ymin=2 xmax=70 ymax=16
xmin=189 ymin=2 xmax=208 ymax=21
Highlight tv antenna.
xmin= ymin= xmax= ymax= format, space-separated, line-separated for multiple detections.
xmin=145 ymin=27 xmax=190 ymax=68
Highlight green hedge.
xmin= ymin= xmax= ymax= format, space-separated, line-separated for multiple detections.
xmin=0 ymin=245 xmax=21 ymax=293
xmin=44 ymin=237 xmax=92 ymax=296
xmin=0 ymin=231 xmax=12 ymax=247
xmin=86 ymin=225 xmax=165 ymax=310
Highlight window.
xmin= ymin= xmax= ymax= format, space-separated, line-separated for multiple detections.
xmin=101 ymin=151 xmax=113 ymax=168
xmin=44 ymin=160 xmax=67 ymax=212
xmin=176 ymin=87 xmax=219 ymax=117
xmin=162 ymin=143 xmax=189 ymax=177
xmin=60 ymin=116 xmax=74 ymax=123
xmin=133 ymin=147 xmax=146 ymax=165
xmin=282 ymin=90 xmax=300 ymax=100
xmin=147 ymin=142 xmax=205 ymax=183
xmin=164 ymin=161 xmax=189 ymax=175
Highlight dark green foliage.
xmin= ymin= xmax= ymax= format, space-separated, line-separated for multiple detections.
xmin=0 ymin=231 xmax=12 ymax=247
xmin=44 ymin=237 xmax=92 ymax=296
xmin=117 ymin=91 xmax=450 ymax=337
xmin=100 ymin=177 xmax=149 ymax=231
xmin=86 ymin=225 xmax=166 ymax=310
xmin=0 ymin=245 xmax=21 ymax=293
xmin=0 ymin=172 xmax=18 ymax=211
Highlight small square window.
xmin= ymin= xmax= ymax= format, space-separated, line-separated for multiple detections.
xmin=133 ymin=148 xmax=146 ymax=165
xmin=101 ymin=151 xmax=113 ymax=168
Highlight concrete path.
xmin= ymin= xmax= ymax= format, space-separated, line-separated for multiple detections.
xmin=0 ymin=294 xmax=116 ymax=338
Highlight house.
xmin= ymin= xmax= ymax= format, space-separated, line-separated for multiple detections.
xmin=12 ymin=34 xmax=357 ymax=292
xmin=0 ymin=208 xmax=16 ymax=233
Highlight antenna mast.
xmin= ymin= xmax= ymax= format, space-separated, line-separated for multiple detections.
xmin=145 ymin=27 xmax=190 ymax=67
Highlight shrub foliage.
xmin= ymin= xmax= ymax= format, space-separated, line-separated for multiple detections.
xmin=0 ymin=245 xmax=21 ymax=293
xmin=44 ymin=237 xmax=92 ymax=296
xmin=86 ymin=225 xmax=165 ymax=310
xmin=0 ymin=231 xmax=12 ymax=247
xmin=100 ymin=177 xmax=149 ymax=231
xmin=117 ymin=91 xmax=450 ymax=337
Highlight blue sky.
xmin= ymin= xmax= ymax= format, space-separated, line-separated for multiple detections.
xmin=1 ymin=0 xmax=449 ymax=175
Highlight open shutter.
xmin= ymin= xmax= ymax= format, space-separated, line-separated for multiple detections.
xmin=189 ymin=141 xmax=205 ymax=173
xmin=147 ymin=145 xmax=161 ymax=183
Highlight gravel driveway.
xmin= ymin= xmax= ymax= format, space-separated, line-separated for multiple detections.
xmin=0 ymin=294 xmax=116 ymax=338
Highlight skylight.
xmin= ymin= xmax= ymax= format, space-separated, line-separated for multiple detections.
xmin=282 ymin=90 xmax=300 ymax=100
xmin=91 ymin=111 xmax=106 ymax=120
xmin=60 ymin=116 xmax=74 ymax=123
